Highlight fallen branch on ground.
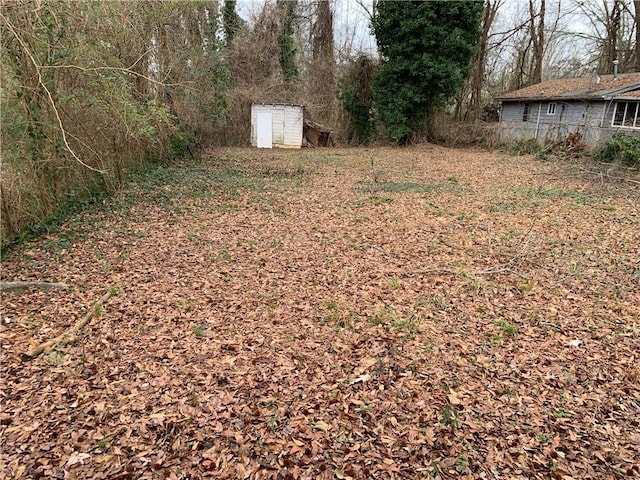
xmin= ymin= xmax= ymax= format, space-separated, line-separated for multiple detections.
xmin=22 ymin=289 xmax=115 ymax=360
xmin=405 ymin=222 xmax=536 ymax=280
xmin=1 ymin=281 xmax=69 ymax=293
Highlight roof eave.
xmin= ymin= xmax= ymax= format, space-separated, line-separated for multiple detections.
xmin=497 ymin=96 xmax=606 ymax=102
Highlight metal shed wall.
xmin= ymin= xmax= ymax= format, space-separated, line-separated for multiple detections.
xmin=251 ymin=103 xmax=304 ymax=148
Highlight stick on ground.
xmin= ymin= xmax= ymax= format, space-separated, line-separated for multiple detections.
xmin=1 ymin=281 xmax=69 ymax=293
xmin=22 ymin=289 xmax=114 ymax=360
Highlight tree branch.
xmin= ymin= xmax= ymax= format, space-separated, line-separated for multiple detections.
xmin=22 ymin=289 xmax=115 ymax=360
xmin=0 ymin=281 xmax=69 ymax=293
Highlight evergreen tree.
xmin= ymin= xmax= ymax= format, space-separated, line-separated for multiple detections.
xmin=223 ymin=0 xmax=245 ymax=45
xmin=277 ymin=0 xmax=299 ymax=82
xmin=372 ymin=0 xmax=483 ymax=143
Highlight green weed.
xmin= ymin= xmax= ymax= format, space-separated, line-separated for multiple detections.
xmin=455 ymin=457 xmax=468 ymax=474
xmin=187 ymin=388 xmax=199 ymax=406
xmin=391 ymin=315 xmax=418 ymax=337
xmin=552 ymin=407 xmax=572 ymax=418
xmin=440 ymin=405 xmax=459 ymax=429
xmin=357 ymin=398 xmax=372 ymax=414
xmin=510 ymin=138 xmax=541 ymax=156
xmin=487 ymin=200 xmax=519 ymax=213
xmin=48 ymin=351 xmax=68 ymax=366
xmin=96 ymin=437 xmax=110 ymax=450
xmin=370 ymin=195 xmax=394 ymax=205
xmin=321 ymin=301 xmax=359 ymax=330
xmin=536 ymin=433 xmax=550 ymax=444
xmin=494 ymin=319 xmax=517 ymax=338
xmin=193 ymin=325 xmax=204 ymax=338
xmin=388 ymin=277 xmax=401 ymax=289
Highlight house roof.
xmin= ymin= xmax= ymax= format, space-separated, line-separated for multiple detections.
xmin=497 ymin=73 xmax=640 ymax=102
xmin=615 ymin=89 xmax=640 ymax=100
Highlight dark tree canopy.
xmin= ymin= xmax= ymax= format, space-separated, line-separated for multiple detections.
xmin=372 ymin=0 xmax=483 ymax=143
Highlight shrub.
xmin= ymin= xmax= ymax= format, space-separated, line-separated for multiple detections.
xmin=594 ymin=132 xmax=640 ymax=167
xmin=510 ymin=138 xmax=542 ymax=156
xmin=337 ymin=55 xmax=377 ymax=145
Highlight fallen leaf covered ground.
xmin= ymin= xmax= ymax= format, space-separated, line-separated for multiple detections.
xmin=1 ymin=145 xmax=639 ymax=480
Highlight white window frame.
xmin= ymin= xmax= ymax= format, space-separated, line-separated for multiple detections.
xmin=547 ymin=103 xmax=557 ymax=115
xmin=612 ymin=101 xmax=640 ymax=129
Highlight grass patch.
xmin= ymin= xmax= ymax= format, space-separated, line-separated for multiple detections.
xmin=510 ymin=186 xmax=593 ymax=204
xmin=359 ymin=181 xmax=449 ymax=194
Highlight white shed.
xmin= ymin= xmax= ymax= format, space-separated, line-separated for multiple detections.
xmin=251 ymin=103 xmax=304 ymax=149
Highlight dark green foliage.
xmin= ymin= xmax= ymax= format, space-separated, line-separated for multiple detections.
xmin=338 ymin=55 xmax=377 ymax=144
xmin=371 ymin=1 xmax=483 ymax=143
xmin=594 ymin=132 xmax=640 ymax=166
xmin=277 ymin=0 xmax=299 ymax=82
xmin=223 ymin=0 xmax=245 ymax=45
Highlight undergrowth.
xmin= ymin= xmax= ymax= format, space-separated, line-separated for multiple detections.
xmin=593 ymin=132 xmax=640 ymax=167
xmin=1 ymin=156 xmax=188 ymax=256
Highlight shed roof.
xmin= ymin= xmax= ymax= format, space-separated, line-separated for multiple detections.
xmin=497 ymin=73 xmax=640 ymax=102
xmin=251 ymin=102 xmax=304 ymax=108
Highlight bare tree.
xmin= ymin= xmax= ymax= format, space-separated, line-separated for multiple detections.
xmin=571 ymin=0 xmax=637 ymax=73
xmin=308 ymin=0 xmax=336 ymax=121
xmin=455 ymin=0 xmax=503 ymax=121
xmin=634 ymin=0 xmax=640 ymax=70
xmin=529 ymin=0 xmax=546 ymax=84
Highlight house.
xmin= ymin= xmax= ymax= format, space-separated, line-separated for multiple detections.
xmin=251 ymin=103 xmax=304 ymax=149
xmin=496 ymin=72 xmax=640 ymax=147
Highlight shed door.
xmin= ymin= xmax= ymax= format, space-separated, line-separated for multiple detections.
xmin=256 ymin=111 xmax=273 ymax=148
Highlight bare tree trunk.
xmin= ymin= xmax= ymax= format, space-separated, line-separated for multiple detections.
xmin=634 ymin=0 xmax=640 ymax=71
xmin=598 ymin=0 xmax=622 ymax=73
xmin=466 ymin=0 xmax=501 ymax=121
xmin=309 ymin=0 xmax=335 ymax=121
xmin=528 ymin=0 xmax=545 ymax=84
xmin=510 ymin=39 xmax=532 ymax=91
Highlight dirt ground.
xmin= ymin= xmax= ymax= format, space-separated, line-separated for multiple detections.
xmin=1 ymin=145 xmax=639 ymax=479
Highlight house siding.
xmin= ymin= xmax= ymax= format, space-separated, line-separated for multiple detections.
xmin=499 ymin=100 xmax=624 ymax=146
xmin=497 ymin=75 xmax=640 ymax=147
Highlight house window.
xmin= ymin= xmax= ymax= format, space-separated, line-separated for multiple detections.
xmin=612 ymin=101 xmax=639 ymax=128
xmin=547 ymin=103 xmax=557 ymax=115
xmin=523 ymin=103 xmax=530 ymax=122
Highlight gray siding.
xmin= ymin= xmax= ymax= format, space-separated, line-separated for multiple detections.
xmin=498 ymin=99 xmax=638 ymax=147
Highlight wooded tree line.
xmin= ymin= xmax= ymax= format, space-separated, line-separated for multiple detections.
xmin=1 ymin=0 xmax=228 ymax=242
xmin=1 ymin=0 xmax=638 ymax=243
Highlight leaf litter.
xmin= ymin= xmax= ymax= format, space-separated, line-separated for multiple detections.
xmin=1 ymin=145 xmax=639 ymax=479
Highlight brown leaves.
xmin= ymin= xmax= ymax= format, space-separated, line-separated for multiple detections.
xmin=1 ymin=146 xmax=639 ymax=479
